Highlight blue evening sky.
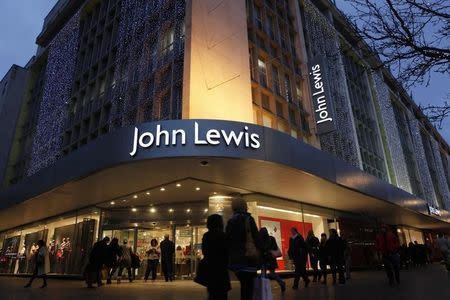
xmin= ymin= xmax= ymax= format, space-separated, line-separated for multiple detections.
xmin=0 ymin=0 xmax=448 ymax=143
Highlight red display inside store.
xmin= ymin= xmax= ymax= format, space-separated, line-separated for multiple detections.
xmin=258 ymin=216 xmax=312 ymax=270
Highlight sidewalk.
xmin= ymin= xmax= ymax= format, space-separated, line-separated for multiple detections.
xmin=1 ymin=264 xmax=449 ymax=300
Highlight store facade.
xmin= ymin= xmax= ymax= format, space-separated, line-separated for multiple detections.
xmin=1 ymin=119 xmax=449 ymax=277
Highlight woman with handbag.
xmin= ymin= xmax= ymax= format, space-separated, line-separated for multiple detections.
xmin=198 ymin=214 xmax=231 ymax=300
xmin=260 ymin=227 xmax=286 ymax=292
xmin=225 ymin=197 xmax=262 ymax=300
xmin=24 ymin=240 xmax=49 ymax=288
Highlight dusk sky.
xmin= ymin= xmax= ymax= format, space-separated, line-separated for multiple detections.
xmin=0 ymin=0 xmax=448 ymax=142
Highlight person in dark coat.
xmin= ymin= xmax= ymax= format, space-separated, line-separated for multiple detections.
xmin=375 ymin=225 xmax=400 ymax=286
xmin=306 ymin=230 xmax=320 ymax=282
xmin=288 ymin=227 xmax=310 ymax=289
xmin=160 ymin=234 xmax=175 ymax=282
xmin=86 ymin=236 xmax=110 ymax=288
xmin=202 ymin=214 xmax=231 ymax=300
xmin=260 ymin=227 xmax=286 ymax=292
xmin=226 ymin=197 xmax=262 ymax=300
xmin=318 ymin=233 xmax=328 ymax=284
xmin=105 ymin=238 xmax=121 ymax=284
xmin=326 ymin=229 xmax=345 ymax=284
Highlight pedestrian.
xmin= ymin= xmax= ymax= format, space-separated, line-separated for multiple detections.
xmin=117 ymin=239 xmax=133 ymax=283
xmin=105 ymin=238 xmax=121 ymax=284
xmin=436 ymin=233 xmax=449 ymax=263
xmin=306 ymin=230 xmax=320 ymax=282
xmin=259 ymin=227 xmax=286 ymax=292
xmin=375 ymin=225 xmax=400 ymax=286
xmin=160 ymin=234 xmax=175 ymax=282
xmin=326 ymin=229 xmax=345 ymax=284
xmin=86 ymin=236 xmax=110 ymax=288
xmin=200 ymin=214 xmax=231 ymax=300
xmin=288 ymin=227 xmax=310 ymax=289
xmin=144 ymin=239 xmax=160 ymax=282
xmin=225 ymin=197 xmax=261 ymax=300
xmin=318 ymin=233 xmax=328 ymax=284
xmin=408 ymin=241 xmax=417 ymax=267
xmin=24 ymin=240 xmax=49 ymax=288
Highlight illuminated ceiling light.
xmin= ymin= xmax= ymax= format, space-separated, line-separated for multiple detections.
xmin=176 ymin=183 xmax=181 ymax=187
xmin=168 ymin=208 xmax=174 ymax=213
xmin=146 ymin=191 xmax=150 ymax=196
xmin=257 ymin=206 xmax=320 ymax=218
xmin=195 ymin=187 xmax=200 ymax=191
xmin=131 ymin=208 xmax=137 ymax=212
xmin=213 ymin=192 xmax=217 ymax=195
xmin=110 ymin=201 xmax=115 ymax=205
xmin=122 ymin=199 xmax=127 ymax=202
xmin=133 ymin=195 xmax=138 ymax=199
xmin=160 ymin=187 xmax=166 ymax=192
xmin=134 ymin=223 xmax=138 ymax=227
xmin=186 ymin=208 xmax=191 ymax=213
xmin=93 ymin=211 xmax=98 ymax=214
xmin=150 ymin=207 xmax=156 ymax=213
xmin=204 ymin=208 xmax=209 ymax=213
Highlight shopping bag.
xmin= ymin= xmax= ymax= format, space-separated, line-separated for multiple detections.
xmin=193 ymin=259 xmax=208 ymax=287
xmin=253 ymin=276 xmax=273 ymax=300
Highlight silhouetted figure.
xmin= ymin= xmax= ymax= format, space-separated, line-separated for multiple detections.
xmin=202 ymin=214 xmax=231 ymax=300
xmin=105 ymin=238 xmax=121 ymax=284
xmin=86 ymin=236 xmax=110 ymax=288
xmin=326 ymin=229 xmax=345 ymax=284
xmin=226 ymin=197 xmax=261 ymax=300
xmin=436 ymin=233 xmax=449 ymax=263
xmin=24 ymin=240 xmax=49 ymax=288
xmin=306 ymin=230 xmax=320 ymax=282
xmin=318 ymin=233 xmax=328 ymax=284
xmin=288 ymin=227 xmax=310 ymax=289
xmin=160 ymin=234 xmax=175 ymax=282
xmin=375 ymin=225 xmax=400 ymax=286
xmin=117 ymin=239 xmax=133 ymax=283
xmin=260 ymin=227 xmax=286 ymax=292
xmin=144 ymin=239 xmax=160 ymax=282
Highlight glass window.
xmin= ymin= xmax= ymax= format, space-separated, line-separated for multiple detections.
xmin=276 ymin=101 xmax=284 ymax=118
xmin=257 ymin=58 xmax=268 ymax=87
xmin=160 ymin=27 xmax=175 ymax=56
xmin=284 ymin=74 xmax=291 ymax=102
xmin=261 ymin=93 xmax=270 ymax=110
xmin=254 ymin=5 xmax=263 ymax=30
xmin=271 ymin=65 xmax=280 ymax=95
xmin=262 ymin=113 xmax=272 ymax=128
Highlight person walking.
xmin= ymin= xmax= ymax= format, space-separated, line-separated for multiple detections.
xmin=160 ymin=234 xmax=175 ymax=282
xmin=375 ymin=225 xmax=400 ymax=286
xmin=288 ymin=227 xmax=310 ymax=290
xmin=144 ymin=239 xmax=160 ymax=282
xmin=24 ymin=240 xmax=49 ymax=288
xmin=85 ymin=236 xmax=110 ymax=288
xmin=326 ymin=229 xmax=345 ymax=284
xmin=259 ymin=227 xmax=286 ymax=292
xmin=117 ymin=239 xmax=133 ymax=283
xmin=200 ymin=214 xmax=231 ymax=300
xmin=436 ymin=233 xmax=449 ymax=263
xmin=341 ymin=233 xmax=352 ymax=280
xmin=105 ymin=238 xmax=121 ymax=284
xmin=306 ymin=230 xmax=320 ymax=282
xmin=226 ymin=197 xmax=262 ymax=300
xmin=318 ymin=233 xmax=328 ymax=284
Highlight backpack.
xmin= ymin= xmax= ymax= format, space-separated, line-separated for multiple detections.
xmin=131 ymin=253 xmax=141 ymax=268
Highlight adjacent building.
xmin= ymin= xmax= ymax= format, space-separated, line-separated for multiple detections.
xmin=0 ymin=0 xmax=449 ymax=277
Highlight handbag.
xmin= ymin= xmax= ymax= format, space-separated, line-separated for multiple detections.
xmin=245 ymin=217 xmax=260 ymax=262
xmin=193 ymin=259 xmax=208 ymax=287
xmin=253 ymin=274 xmax=273 ymax=300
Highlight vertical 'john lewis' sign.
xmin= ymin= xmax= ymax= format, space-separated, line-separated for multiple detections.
xmin=308 ymin=56 xmax=335 ymax=135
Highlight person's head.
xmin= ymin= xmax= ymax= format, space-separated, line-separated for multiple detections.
xmin=320 ymin=233 xmax=327 ymax=242
xmin=123 ymin=239 xmax=128 ymax=245
xmin=259 ymin=227 xmax=269 ymax=240
xmin=176 ymin=245 xmax=182 ymax=251
xmin=231 ymin=196 xmax=247 ymax=213
xmin=37 ymin=240 xmax=45 ymax=247
xmin=207 ymin=214 xmax=224 ymax=231
xmin=150 ymin=239 xmax=158 ymax=247
xmin=438 ymin=233 xmax=444 ymax=238
xmin=164 ymin=234 xmax=170 ymax=240
xmin=110 ymin=238 xmax=119 ymax=246
xmin=307 ymin=230 xmax=314 ymax=237
xmin=103 ymin=236 xmax=110 ymax=244
xmin=291 ymin=227 xmax=299 ymax=237
xmin=329 ymin=228 xmax=338 ymax=238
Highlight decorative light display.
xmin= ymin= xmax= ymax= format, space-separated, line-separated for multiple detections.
xmin=430 ymin=138 xmax=450 ymax=208
xmin=28 ymin=11 xmax=81 ymax=176
xmin=303 ymin=0 xmax=360 ymax=167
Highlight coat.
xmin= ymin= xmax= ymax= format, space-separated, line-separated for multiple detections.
xmin=225 ymin=212 xmax=262 ymax=271
xmin=261 ymin=236 xmax=279 ymax=271
xmin=326 ymin=236 xmax=345 ymax=264
xmin=119 ymin=245 xmax=132 ymax=268
xmin=160 ymin=239 xmax=175 ymax=264
xmin=105 ymin=242 xmax=122 ymax=268
xmin=288 ymin=235 xmax=308 ymax=265
xmin=202 ymin=230 xmax=231 ymax=292
xmin=89 ymin=240 xmax=109 ymax=268
xmin=306 ymin=235 xmax=320 ymax=260
xmin=36 ymin=246 xmax=50 ymax=276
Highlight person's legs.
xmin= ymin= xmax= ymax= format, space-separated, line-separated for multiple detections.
xmin=41 ymin=274 xmax=47 ymax=288
xmin=382 ymin=255 xmax=394 ymax=285
xmin=151 ymin=260 xmax=158 ymax=281
xmin=338 ymin=262 xmax=345 ymax=284
xmin=162 ymin=261 xmax=169 ymax=281
xmin=24 ymin=266 xmax=38 ymax=287
xmin=311 ymin=257 xmax=319 ymax=282
xmin=127 ymin=267 xmax=133 ymax=282
xmin=96 ymin=267 xmax=103 ymax=287
xmin=292 ymin=263 xmax=300 ymax=289
xmin=235 ymin=271 xmax=256 ymax=300
xmin=319 ymin=261 xmax=327 ymax=283
xmin=144 ymin=260 xmax=151 ymax=281
xmin=208 ymin=289 xmax=228 ymax=300
xmin=345 ymin=257 xmax=351 ymax=279
xmin=330 ymin=262 xmax=337 ymax=284
xmin=300 ymin=263 xmax=310 ymax=287
xmin=391 ymin=254 xmax=400 ymax=284
xmin=267 ymin=269 xmax=285 ymax=290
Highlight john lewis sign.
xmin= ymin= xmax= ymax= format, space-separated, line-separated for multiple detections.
xmin=130 ymin=121 xmax=261 ymax=156
xmin=308 ymin=56 xmax=336 ymax=135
